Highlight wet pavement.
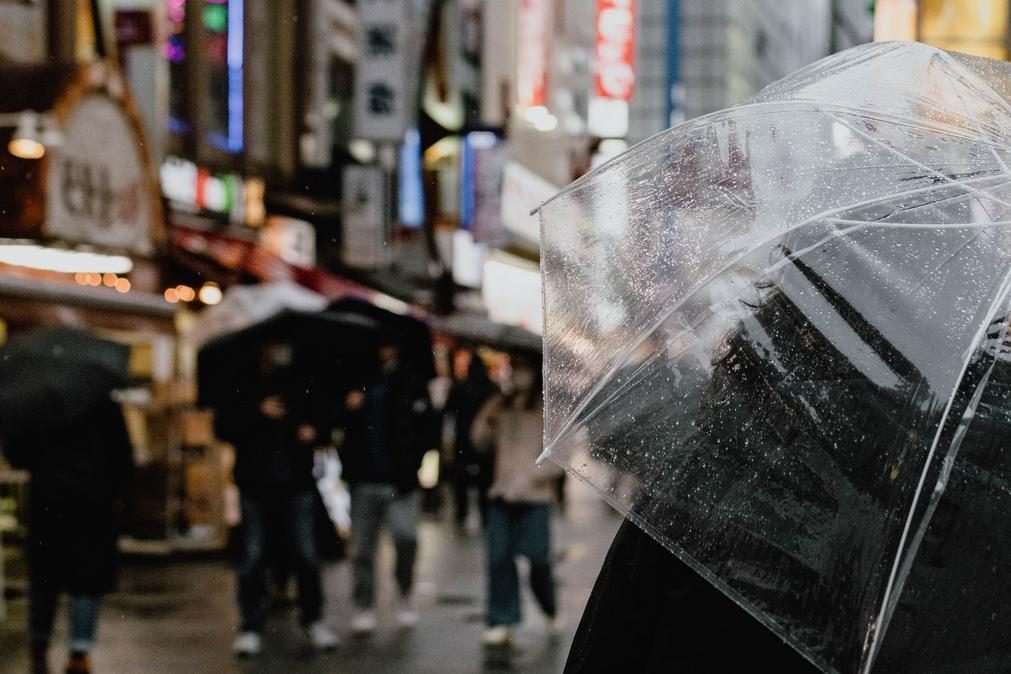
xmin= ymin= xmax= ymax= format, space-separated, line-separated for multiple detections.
xmin=1 ymin=483 xmax=620 ymax=673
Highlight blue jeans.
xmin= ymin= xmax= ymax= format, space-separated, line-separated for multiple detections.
xmin=237 ymin=491 xmax=322 ymax=631
xmin=30 ymin=586 xmax=100 ymax=653
xmin=485 ymin=500 xmax=557 ymax=627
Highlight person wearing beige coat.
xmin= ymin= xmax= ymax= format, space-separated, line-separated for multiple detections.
xmin=471 ymin=360 xmax=564 ymax=646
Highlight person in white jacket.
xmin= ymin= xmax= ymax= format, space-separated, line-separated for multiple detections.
xmin=472 ymin=357 xmax=564 ymax=646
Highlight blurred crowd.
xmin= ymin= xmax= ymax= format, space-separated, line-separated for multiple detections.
xmin=0 ymin=307 xmax=563 ymax=674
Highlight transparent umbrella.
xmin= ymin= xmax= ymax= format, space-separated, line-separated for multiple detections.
xmin=539 ymin=42 xmax=1011 ymax=674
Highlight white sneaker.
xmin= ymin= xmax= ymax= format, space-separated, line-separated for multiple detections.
xmin=350 ymin=611 xmax=377 ymax=635
xmin=481 ymin=625 xmax=512 ymax=646
xmin=307 ymin=621 xmax=339 ymax=651
xmin=233 ymin=632 xmax=262 ymax=657
xmin=396 ymin=598 xmax=418 ymax=628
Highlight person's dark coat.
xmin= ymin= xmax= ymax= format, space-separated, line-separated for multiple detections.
xmin=338 ymin=362 xmax=433 ymax=493
xmin=566 ymin=519 xmax=817 ymax=674
xmin=445 ymin=358 xmax=498 ymax=474
xmin=215 ymin=364 xmax=320 ymax=497
xmin=4 ymin=398 xmax=134 ymax=596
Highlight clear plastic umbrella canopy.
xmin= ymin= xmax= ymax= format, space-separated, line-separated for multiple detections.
xmin=539 ymin=42 xmax=1011 ymax=674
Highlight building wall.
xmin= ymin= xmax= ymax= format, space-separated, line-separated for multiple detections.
xmin=480 ymin=0 xmax=519 ymax=126
xmin=727 ymin=0 xmax=829 ymax=105
xmin=628 ymin=0 xmax=669 ymax=144
xmin=832 ymin=0 xmax=875 ymax=51
xmin=679 ymin=0 xmax=730 ymax=121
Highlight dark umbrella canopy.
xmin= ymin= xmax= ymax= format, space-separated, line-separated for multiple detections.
xmin=197 ymin=309 xmax=380 ymax=427
xmin=328 ymin=297 xmax=436 ymax=380
xmin=0 ymin=327 xmax=130 ymax=442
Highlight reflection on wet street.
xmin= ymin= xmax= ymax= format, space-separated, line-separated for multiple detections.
xmin=2 ymin=484 xmax=618 ymax=674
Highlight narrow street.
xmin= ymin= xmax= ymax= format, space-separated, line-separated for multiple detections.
xmin=2 ymin=483 xmax=620 ymax=674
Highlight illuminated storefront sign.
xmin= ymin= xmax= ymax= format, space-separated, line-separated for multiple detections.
xmin=874 ymin=0 xmax=1009 ymax=60
xmin=160 ymin=156 xmax=263 ymax=226
xmin=595 ymin=0 xmax=636 ymax=101
xmin=46 ymin=64 xmax=163 ymax=256
xmin=399 ymin=129 xmax=425 ymax=229
xmin=460 ymin=132 xmax=506 ymax=245
xmin=260 ymin=215 xmax=316 ymax=268
xmin=202 ymin=0 xmax=244 ymax=153
xmin=166 ymin=0 xmax=189 ymax=134
xmin=873 ymin=0 xmax=917 ymax=42
xmin=482 ymin=252 xmax=542 ymax=335
xmin=500 ymin=161 xmax=559 ymax=245
xmin=517 ymin=0 xmax=552 ymax=109
xmin=920 ymin=0 xmax=1008 ymax=60
xmin=342 ymin=165 xmax=390 ymax=269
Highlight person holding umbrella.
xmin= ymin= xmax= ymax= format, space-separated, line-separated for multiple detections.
xmin=0 ymin=328 xmax=135 ymax=674
xmin=338 ymin=338 xmax=433 ymax=634
xmin=218 ymin=340 xmax=339 ymax=657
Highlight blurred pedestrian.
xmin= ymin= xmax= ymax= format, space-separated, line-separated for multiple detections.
xmin=444 ymin=348 xmax=499 ymax=530
xmin=472 ymin=358 xmax=565 ymax=646
xmin=338 ymin=340 xmax=432 ymax=634
xmin=219 ymin=341 xmax=338 ymax=657
xmin=2 ymin=397 xmax=133 ymax=674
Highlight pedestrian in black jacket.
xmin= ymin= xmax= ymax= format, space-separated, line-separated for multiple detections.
xmin=338 ymin=341 xmax=432 ymax=634
xmin=221 ymin=341 xmax=338 ymax=657
xmin=444 ymin=349 xmax=499 ymax=528
xmin=4 ymin=397 xmax=133 ymax=674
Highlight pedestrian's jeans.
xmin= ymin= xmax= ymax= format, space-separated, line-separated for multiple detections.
xmin=485 ymin=499 xmax=557 ymax=627
xmin=237 ymin=491 xmax=322 ymax=632
xmin=30 ymin=585 xmax=100 ymax=653
xmin=350 ymin=483 xmax=419 ymax=609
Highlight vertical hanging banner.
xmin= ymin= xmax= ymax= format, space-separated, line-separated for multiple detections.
xmin=595 ymin=0 xmax=636 ymax=101
xmin=342 ymin=166 xmax=390 ymax=269
xmin=354 ymin=0 xmax=412 ymax=142
xmin=516 ymin=0 xmax=553 ymax=108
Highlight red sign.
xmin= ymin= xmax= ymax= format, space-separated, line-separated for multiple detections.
xmin=595 ymin=0 xmax=636 ymax=101
xmin=517 ymin=0 xmax=552 ymax=108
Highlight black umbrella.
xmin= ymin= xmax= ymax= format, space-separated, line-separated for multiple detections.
xmin=0 ymin=326 xmax=130 ymax=442
xmin=197 ymin=309 xmax=380 ymax=416
xmin=430 ymin=313 xmax=542 ymax=355
xmin=327 ymin=298 xmax=436 ymax=380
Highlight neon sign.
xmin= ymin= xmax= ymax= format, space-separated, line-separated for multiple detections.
xmin=595 ymin=0 xmax=636 ymax=101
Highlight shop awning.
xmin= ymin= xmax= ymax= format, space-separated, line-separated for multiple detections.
xmin=0 ymin=273 xmax=175 ymax=318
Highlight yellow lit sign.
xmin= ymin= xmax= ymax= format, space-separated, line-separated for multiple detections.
xmin=920 ymin=0 xmax=1008 ymax=60
xmin=874 ymin=0 xmax=918 ymax=42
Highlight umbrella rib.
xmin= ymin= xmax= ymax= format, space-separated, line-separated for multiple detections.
xmin=823 ymin=217 xmax=1011 ymax=229
xmin=539 ymin=99 xmax=1011 ymax=213
xmin=942 ymin=67 xmax=1011 ymax=177
xmin=942 ymin=49 xmax=1011 ymax=129
xmin=556 ymin=288 xmax=766 ymax=443
xmin=543 ymin=173 xmax=1011 ymax=454
xmin=825 ymin=111 xmax=1011 ymax=211
xmin=864 ymin=265 xmax=1011 ymax=672
xmin=765 ymin=214 xmax=1011 ymax=281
